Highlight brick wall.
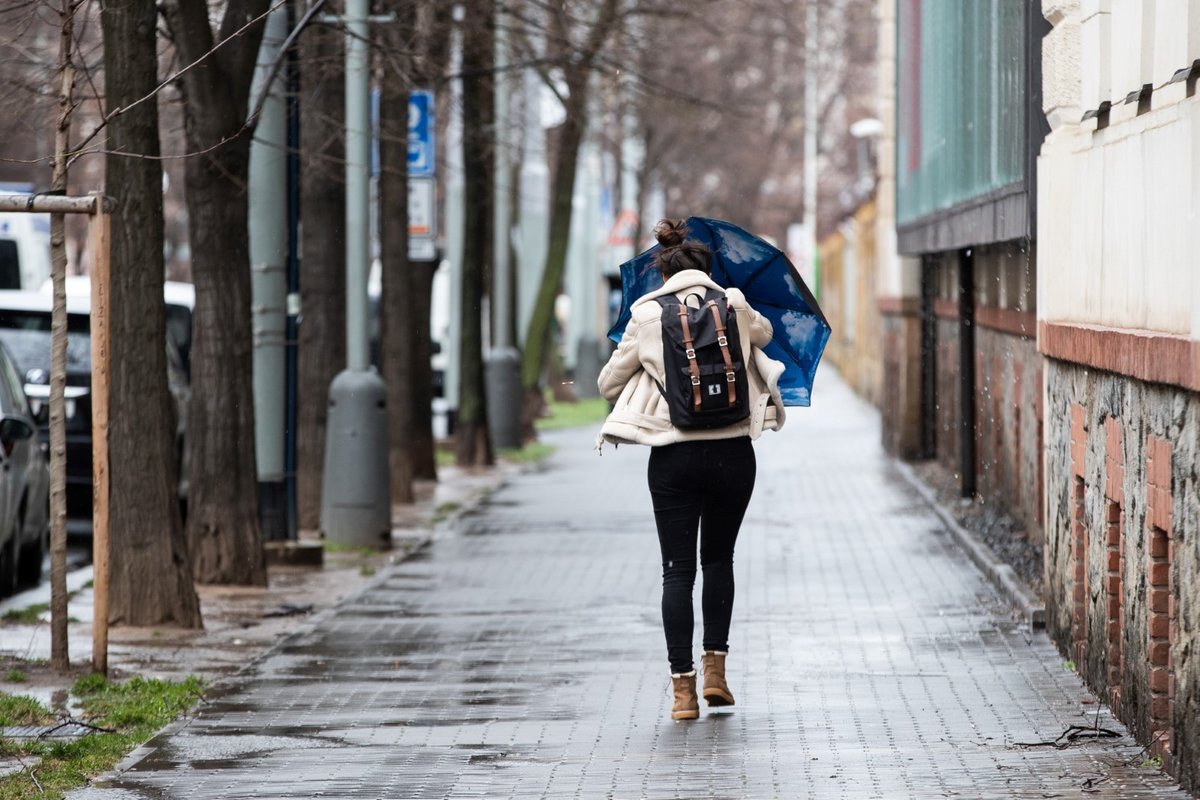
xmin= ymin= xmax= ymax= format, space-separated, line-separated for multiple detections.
xmin=1044 ymin=360 xmax=1199 ymax=785
xmin=974 ymin=325 xmax=1043 ymax=542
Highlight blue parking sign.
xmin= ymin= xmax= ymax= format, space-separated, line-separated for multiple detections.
xmin=408 ymin=90 xmax=435 ymax=178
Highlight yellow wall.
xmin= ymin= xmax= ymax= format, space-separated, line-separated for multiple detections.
xmin=819 ymin=199 xmax=882 ymax=408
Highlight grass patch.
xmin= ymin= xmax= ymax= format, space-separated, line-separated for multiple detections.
xmin=435 ymin=445 xmax=455 ymax=468
xmin=498 ymin=443 xmax=556 ymax=465
xmin=2 ymin=605 xmax=49 ymax=626
xmin=0 ymin=694 xmax=52 ymax=727
xmin=3 ymin=672 xmax=25 ymax=684
xmin=430 ymin=501 xmax=462 ymax=526
xmin=535 ymin=397 xmax=609 ymax=431
xmin=0 ymin=675 xmax=204 ymax=799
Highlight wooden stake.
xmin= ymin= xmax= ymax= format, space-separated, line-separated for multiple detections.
xmin=88 ymin=196 xmax=111 ymax=676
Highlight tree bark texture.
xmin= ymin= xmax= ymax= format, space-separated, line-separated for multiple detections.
xmin=403 ymin=1 xmax=455 ymax=482
xmin=47 ymin=0 xmax=80 ymax=671
xmin=378 ymin=3 xmax=415 ymax=504
xmin=166 ymin=0 xmax=269 ymax=585
xmin=101 ymin=0 xmax=202 ymax=626
xmin=408 ymin=261 xmax=438 ymax=480
xmin=297 ymin=18 xmax=346 ymax=530
xmin=456 ymin=4 xmax=495 ymax=466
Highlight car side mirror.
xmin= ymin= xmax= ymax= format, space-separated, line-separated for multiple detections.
xmin=0 ymin=415 xmax=33 ymax=457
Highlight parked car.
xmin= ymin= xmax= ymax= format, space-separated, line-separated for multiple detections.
xmin=0 ymin=283 xmax=192 ymax=535
xmin=0 ymin=339 xmax=49 ymax=596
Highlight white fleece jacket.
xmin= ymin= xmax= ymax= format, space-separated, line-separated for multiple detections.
xmin=596 ymin=269 xmax=787 ymax=448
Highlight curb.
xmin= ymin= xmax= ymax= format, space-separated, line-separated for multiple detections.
xmin=894 ymin=460 xmax=1046 ymax=632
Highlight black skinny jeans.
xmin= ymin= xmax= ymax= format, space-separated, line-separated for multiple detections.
xmin=647 ymin=437 xmax=756 ymax=674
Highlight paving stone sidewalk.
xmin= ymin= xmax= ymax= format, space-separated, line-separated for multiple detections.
xmin=71 ymin=374 xmax=1191 ymax=799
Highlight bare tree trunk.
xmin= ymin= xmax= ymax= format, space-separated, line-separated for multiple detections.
xmin=518 ymin=0 xmax=620 ymax=437
xmin=404 ymin=1 xmax=453 ymax=482
xmin=378 ymin=0 xmax=415 ymax=503
xmin=165 ymin=0 xmax=269 ymax=585
xmin=456 ymin=2 xmax=494 ymax=467
xmin=47 ymin=0 xmax=79 ymax=672
xmin=101 ymin=0 xmax=202 ymax=626
xmin=519 ymin=89 xmax=585 ymax=438
xmin=297 ymin=17 xmax=346 ymax=530
xmin=408 ymin=262 xmax=438 ymax=480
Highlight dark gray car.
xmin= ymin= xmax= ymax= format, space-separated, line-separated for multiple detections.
xmin=0 ymin=339 xmax=49 ymax=596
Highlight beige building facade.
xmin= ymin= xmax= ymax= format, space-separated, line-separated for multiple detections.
xmin=1039 ymin=0 xmax=1200 ymax=786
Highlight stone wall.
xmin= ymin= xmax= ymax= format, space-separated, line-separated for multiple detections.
xmin=1044 ymin=360 xmax=1200 ymax=785
xmin=974 ymin=326 xmax=1043 ymax=542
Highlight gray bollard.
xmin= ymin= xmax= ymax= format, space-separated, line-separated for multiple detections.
xmin=573 ymin=337 xmax=605 ymax=400
xmin=320 ymin=368 xmax=391 ymax=548
xmin=485 ymin=347 xmax=523 ymax=450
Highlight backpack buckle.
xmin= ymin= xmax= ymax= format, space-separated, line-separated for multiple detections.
xmin=685 ymin=348 xmax=696 ymax=360
xmin=691 ymin=375 xmax=701 ymax=386
xmin=726 ymin=372 xmax=736 ymax=383
xmin=717 ymin=335 xmax=728 ymax=347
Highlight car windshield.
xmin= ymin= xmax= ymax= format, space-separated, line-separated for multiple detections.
xmin=0 ymin=309 xmax=91 ymax=377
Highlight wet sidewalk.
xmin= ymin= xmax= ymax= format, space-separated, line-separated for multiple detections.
xmin=71 ymin=374 xmax=1190 ymax=799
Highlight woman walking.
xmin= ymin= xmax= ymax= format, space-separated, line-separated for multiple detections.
xmin=597 ymin=219 xmax=787 ymax=721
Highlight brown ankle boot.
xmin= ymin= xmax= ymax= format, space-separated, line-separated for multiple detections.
xmin=701 ymin=651 xmax=735 ymax=707
xmin=670 ymin=670 xmax=699 ymax=720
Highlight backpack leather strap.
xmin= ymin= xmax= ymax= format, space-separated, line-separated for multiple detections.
xmin=677 ymin=305 xmax=703 ymax=412
xmin=706 ymin=300 xmax=737 ymax=407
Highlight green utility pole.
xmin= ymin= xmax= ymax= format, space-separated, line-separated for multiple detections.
xmin=485 ymin=6 xmax=522 ymax=449
xmin=248 ymin=4 xmax=288 ymax=540
xmin=319 ymin=0 xmax=391 ymax=547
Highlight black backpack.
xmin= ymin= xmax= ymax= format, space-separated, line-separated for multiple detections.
xmin=656 ymin=289 xmax=750 ymax=430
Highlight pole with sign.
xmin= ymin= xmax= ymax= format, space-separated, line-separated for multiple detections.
xmin=408 ymin=89 xmax=437 ymax=260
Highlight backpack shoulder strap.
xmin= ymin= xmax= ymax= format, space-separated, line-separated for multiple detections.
xmin=704 ymin=296 xmax=738 ymax=409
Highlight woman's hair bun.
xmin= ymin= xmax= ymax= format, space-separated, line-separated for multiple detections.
xmin=653 ymin=218 xmax=688 ymax=249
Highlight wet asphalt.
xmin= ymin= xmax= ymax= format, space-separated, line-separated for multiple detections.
xmin=68 ymin=374 xmax=1191 ymax=799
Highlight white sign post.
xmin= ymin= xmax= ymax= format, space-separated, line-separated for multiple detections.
xmin=408 ymin=177 xmax=436 ymax=261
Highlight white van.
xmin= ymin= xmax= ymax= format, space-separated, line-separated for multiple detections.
xmin=0 ymin=212 xmax=52 ymax=291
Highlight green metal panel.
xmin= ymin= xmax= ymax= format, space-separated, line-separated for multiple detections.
xmin=896 ymin=0 xmax=1027 ymax=227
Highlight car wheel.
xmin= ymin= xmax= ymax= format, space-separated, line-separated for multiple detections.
xmin=0 ymin=533 xmax=17 ymax=599
xmin=16 ymin=514 xmax=44 ymax=589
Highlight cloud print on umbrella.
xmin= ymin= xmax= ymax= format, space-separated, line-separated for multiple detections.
xmin=608 ymin=217 xmax=831 ymax=407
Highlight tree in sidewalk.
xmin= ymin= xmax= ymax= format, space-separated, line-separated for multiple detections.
xmin=378 ymin=0 xmax=416 ymax=502
xmin=377 ymin=1 xmax=451 ymax=484
xmin=101 ymin=0 xmax=202 ymax=626
xmin=162 ymin=0 xmax=269 ymax=585
xmin=46 ymin=0 xmax=80 ymax=672
xmin=297 ymin=13 xmax=347 ymax=532
xmin=407 ymin=1 xmax=454 ymax=481
xmin=515 ymin=0 xmax=621 ymax=438
xmin=455 ymin=0 xmax=495 ymax=467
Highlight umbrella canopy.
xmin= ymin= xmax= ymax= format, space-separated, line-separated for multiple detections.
xmin=607 ymin=217 xmax=831 ymax=406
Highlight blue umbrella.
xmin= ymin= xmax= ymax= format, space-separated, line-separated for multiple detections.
xmin=607 ymin=217 xmax=831 ymax=406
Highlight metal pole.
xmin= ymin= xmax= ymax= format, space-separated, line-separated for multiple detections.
xmin=284 ymin=0 xmax=300 ymax=540
xmin=493 ymin=12 xmax=512 ymax=352
xmin=485 ymin=7 xmax=522 ymax=449
xmin=345 ymin=0 xmax=369 ymax=370
xmin=249 ymin=3 xmax=289 ymax=540
xmin=803 ymin=0 xmax=819 ymax=296
xmin=517 ymin=19 xmax=549 ymax=344
xmin=319 ymin=0 xmax=391 ymax=547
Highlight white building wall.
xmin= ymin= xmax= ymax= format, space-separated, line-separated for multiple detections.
xmin=875 ymin=0 xmax=919 ymax=301
xmin=1039 ymin=0 xmax=1198 ymax=339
